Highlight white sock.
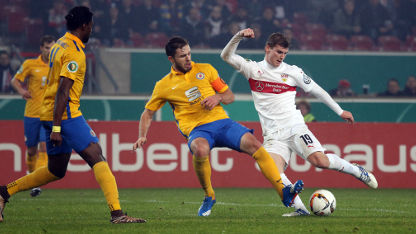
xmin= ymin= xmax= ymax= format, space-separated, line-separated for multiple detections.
xmin=280 ymin=173 xmax=308 ymax=211
xmin=326 ymin=153 xmax=360 ymax=177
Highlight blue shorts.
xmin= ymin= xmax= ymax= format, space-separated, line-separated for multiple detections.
xmin=42 ymin=116 xmax=99 ymax=155
xmin=187 ymin=118 xmax=253 ymax=153
xmin=24 ymin=117 xmax=46 ymax=147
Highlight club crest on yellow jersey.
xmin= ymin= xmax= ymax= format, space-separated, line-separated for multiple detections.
xmin=196 ymin=72 xmax=205 ymax=80
xmin=67 ymin=61 xmax=79 ymax=73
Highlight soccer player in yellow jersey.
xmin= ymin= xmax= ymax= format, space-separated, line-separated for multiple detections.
xmin=11 ymin=35 xmax=55 ymax=198
xmin=133 ymin=37 xmax=304 ymax=217
xmin=0 ymin=6 xmax=145 ymax=224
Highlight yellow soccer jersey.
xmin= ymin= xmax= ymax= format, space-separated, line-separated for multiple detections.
xmin=14 ymin=55 xmax=48 ymax=118
xmin=40 ymin=32 xmax=86 ymax=121
xmin=146 ymin=62 xmax=230 ymax=137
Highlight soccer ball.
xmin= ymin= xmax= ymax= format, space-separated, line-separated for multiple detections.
xmin=309 ymin=189 xmax=336 ymax=216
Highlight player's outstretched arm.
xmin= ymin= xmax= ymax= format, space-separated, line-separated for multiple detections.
xmin=133 ymin=109 xmax=155 ymax=150
xmin=11 ymin=78 xmax=31 ymax=100
xmin=220 ymin=29 xmax=253 ymax=69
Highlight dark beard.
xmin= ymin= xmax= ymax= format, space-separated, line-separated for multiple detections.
xmin=82 ymin=35 xmax=90 ymax=43
xmin=175 ymin=64 xmax=190 ymax=74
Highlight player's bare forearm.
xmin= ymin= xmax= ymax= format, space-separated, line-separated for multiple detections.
xmin=134 ymin=109 xmax=155 ymax=150
xmin=11 ymin=78 xmax=31 ymax=99
xmin=139 ymin=109 xmax=155 ymax=138
xmin=201 ymin=89 xmax=234 ymax=110
xmin=217 ymin=89 xmax=234 ymax=105
xmin=53 ymin=77 xmax=74 ymax=126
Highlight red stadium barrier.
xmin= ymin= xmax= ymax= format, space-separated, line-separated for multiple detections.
xmin=1 ymin=121 xmax=415 ymax=188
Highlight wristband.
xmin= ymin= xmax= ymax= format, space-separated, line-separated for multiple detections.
xmin=52 ymin=126 xmax=61 ymax=133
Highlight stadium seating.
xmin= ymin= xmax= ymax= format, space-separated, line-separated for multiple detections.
xmin=145 ymin=32 xmax=168 ymax=48
xmin=130 ymin=32 xmax=144 ymax=48
xmin=377 ymin=36 xmax=402 ymax=52
xmin=6 ymin=6 xmax=27 ymax=34
xmin=326 ymin=34 xmax=349 ymax=51
xmin=25 ymin=18 xmax=44 ymax=47
xmin=350 ymin=35 xmax=375 ymax=51
xmin=305 ymin=23 xmax=327 ymax=40
xmin=299 ymin=34 xmax=324 ymax=50
xmin=112 ymin=38 xmax=126 ymax=48
xmin=405 ymin=36 xmax=416 ymax=51
xmin=293 ymin=12 xmax=308 ymax=26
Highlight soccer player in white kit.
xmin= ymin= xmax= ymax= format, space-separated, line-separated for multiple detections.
xmin=221 ymin=28 xmax=378 ymax=216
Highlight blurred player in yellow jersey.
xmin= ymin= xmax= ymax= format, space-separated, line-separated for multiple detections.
xmin=0 ymin=6 xmax=145 ymax=224
xmin=133 ymin=37 xmax=304 ymax=217
xmin=11 ymin=35 xmax=55 ymax=197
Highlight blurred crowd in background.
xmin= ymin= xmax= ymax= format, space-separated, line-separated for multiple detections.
xmin=1 ymin=0 xmax=416 ymax=50
xmin=1 ymin=0 xmax=416 ymax=96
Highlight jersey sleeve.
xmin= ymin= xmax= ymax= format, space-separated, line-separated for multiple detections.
xmin=14 ymin=60 xmax=31 ymax=82
xmin=60 ymin=49 xmax=84 ymax=80
xmin=292 ymin=66 xmax=316 ymax=92
xmin=208 ymin=65 xmax=229 ymax=93
xmin=145 ymin=81 xmax=166 ymax=111
xmin=221 ymin=33 xmax=258 ymax=80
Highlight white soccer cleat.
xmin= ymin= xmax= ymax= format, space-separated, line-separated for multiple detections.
xmin=354 ymin=163 xmax=378 ymax=189
xmin=282 ymin=208 xmax=310 ymax=217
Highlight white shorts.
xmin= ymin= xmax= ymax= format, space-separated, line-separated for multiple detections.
xmin=263 ymin=124 xmax=325 ymax=166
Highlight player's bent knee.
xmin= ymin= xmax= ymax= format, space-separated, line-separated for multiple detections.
xmin=27 ymin=147 xmax=38 ymax=156
xmin=240 ymin=133 xmax=262 ymax=154
xmin=190 ymin=138 xmax=210 ymax=157
xmin=48 ymin=166 xmax=67 ymax=178
xmin=79 ymin=143 xmax=106 ymax=167
xmin=192 ymin=145 xmax=210 ymax=157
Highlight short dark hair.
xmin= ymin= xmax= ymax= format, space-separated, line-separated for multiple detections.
xmin=165 ymin=37 xmax=189 ymax=57
xmin=266 ymin=33 xmax=289 ymax=49
xmin=65 ymin=6 xmax=93 ymax=31
xmin=0 ymin=50 xmax=8 ymax=56
xmin=40 ymin=35 xmax=55 ymax=46
xmin=388 ymin=78 xmax=399 ymax=84
xmin=296 ymin=100 xmax=310 ymax=111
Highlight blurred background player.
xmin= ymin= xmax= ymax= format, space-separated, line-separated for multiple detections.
xmin=133 ymin=36 xmax=303 ymax=217
xmin=0 ymin=6 xmax=145 ymax=224
xmin=296 ymin=100 xmax=316 ymax=122
xmin=0 ymin=50 xmax=14 ymax=93
xmin=377 ymin=78 xmax=403 ymax=97
xmin=11 ymin=35 xmax=55 ymax=197
xmin=221 ymin=28 xmax=378 ymax=217
xmin=329 ymin=79 xmax=356 ymax=97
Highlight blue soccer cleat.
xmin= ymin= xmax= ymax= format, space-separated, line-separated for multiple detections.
xmin=282 ymin=180 xmax=304 ymax=207
xmin=198 ymin=196 xmax=216 ymax=216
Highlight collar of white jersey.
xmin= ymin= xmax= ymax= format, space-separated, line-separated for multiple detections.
xmin=261 ymin=59 xmax=286 ymax=71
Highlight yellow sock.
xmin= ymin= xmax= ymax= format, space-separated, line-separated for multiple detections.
xmin=192 ymin=156 xmax=215 ymax=199
xmin=35 ymin=152 xmax=48 ymax=170
xmin=252 ymin=146 xmax=284 ymax=199
xmin=93 ymin=161 xmax=121 ymax=211
xmin=7 ymin=167 xmax=59 ymax=196
xmin=26 ymin=153 xmax=38 ymax=173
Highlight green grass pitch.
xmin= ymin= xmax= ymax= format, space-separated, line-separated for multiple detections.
xmin=1 ymin=188 xmax=415 ymax=233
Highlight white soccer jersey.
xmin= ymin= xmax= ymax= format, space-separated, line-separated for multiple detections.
xmin=221 ymin=34 xmax=343 ymax=136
